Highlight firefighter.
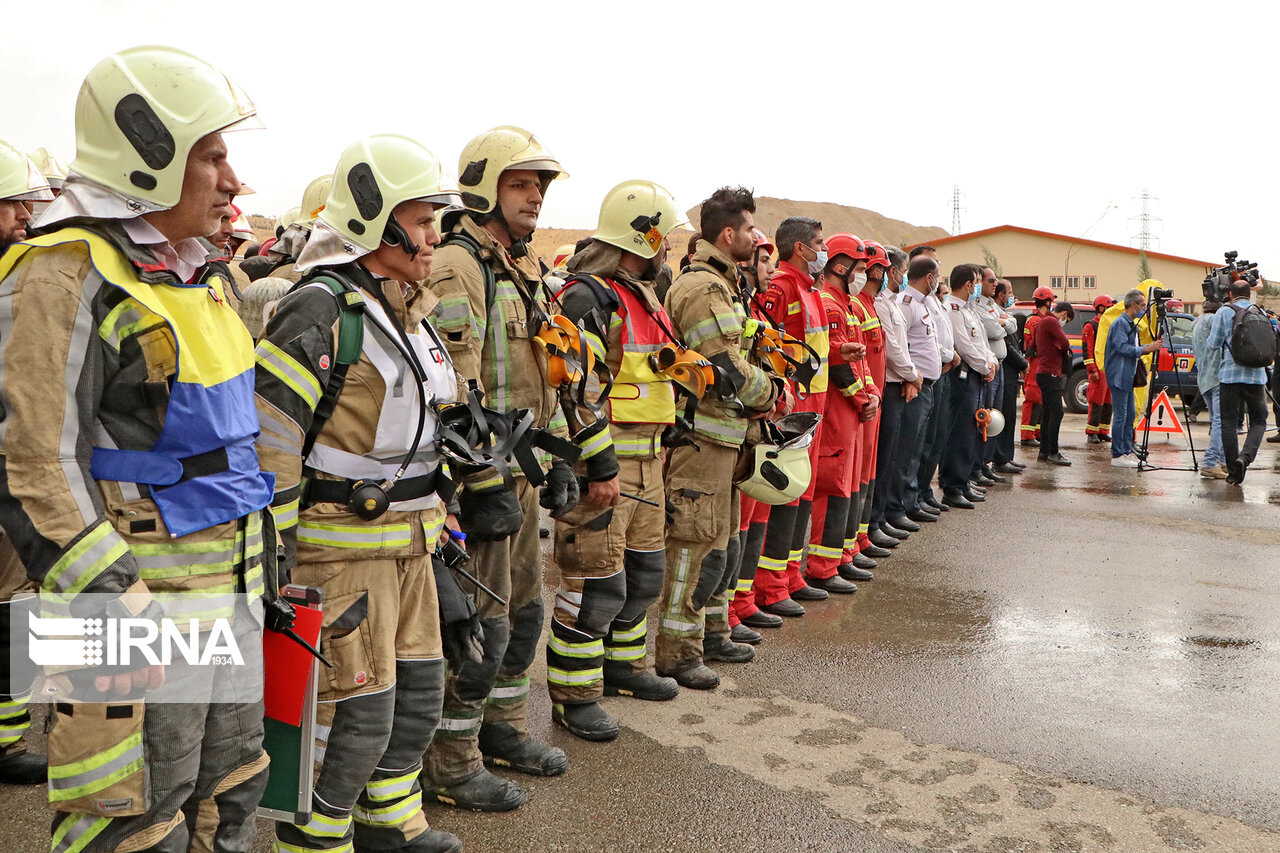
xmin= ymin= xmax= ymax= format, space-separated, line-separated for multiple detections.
xmin=805 ymin=234 xmax=873 ymax=593
xmin=655 ymin=186 xmax=786 ymax=689
xmin=548 ymin=180 xmax=685 ymax=740
xmin=1020 ymin=285 xmax=1057 ymax=445
xmin=0 ymin=46 xmax=274 ymax=852
xmin=256 ymin=135 xmax=465 ymax=853
xmin=729 ymin=229 xmax=788 ymax=638
xmin=423 ymin=126 xmax=574 ymax=810
xmin=0 ymin=139 xmax=54 ymax=786
xmin=1083 ymin=294 xmax=1116 ymax=443
xmin=847 ymin=242 xmax=888 ymax=553
xmin=751 ymin=217 xmax=831 ymax=618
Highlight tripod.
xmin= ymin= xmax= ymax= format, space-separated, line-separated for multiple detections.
xmin=1137 ymin=302 xmax=1199 ymax=472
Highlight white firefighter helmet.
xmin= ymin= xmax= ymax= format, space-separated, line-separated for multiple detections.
xmin=735 ymin=412 xmax=821 ymax=505
xmin=70 ymin=45 xmax=260 ymax=210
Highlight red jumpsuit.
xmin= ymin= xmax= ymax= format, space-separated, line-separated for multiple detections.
xmin=750 ymin=261 xmax=829 ymax=606
xmin=1019 ymin=310 xmax=1047 ymax=440
xmin=731 ymin=292 xmax=781 ymax=624
xmin=1081 ymin=317 xmax=1112 ymax=437
xmin=848 ymin=290 xmax=884 ymax=554
xmin=806 ymin=282 xmax=871 ymax=579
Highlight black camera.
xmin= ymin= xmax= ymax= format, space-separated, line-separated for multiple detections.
xmin=1150 ymin=287 xmax=1175 ymax=301
xmin=1202 ymin=250 xmax=1260 ymax=302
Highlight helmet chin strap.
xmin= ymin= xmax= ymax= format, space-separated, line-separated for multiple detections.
xmin=382 ymin=215 xmax=421 ymax=259
xmin=482 ymin=202 xmax=533 ymax=257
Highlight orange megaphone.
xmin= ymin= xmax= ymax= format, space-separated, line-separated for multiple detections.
xmin=533 ymin=314 xmax=595 ymax=388
xmin=650 ymin=343 xmax=716 ymax=398
xmin=975 ymin=407 xmax=994 ymax=441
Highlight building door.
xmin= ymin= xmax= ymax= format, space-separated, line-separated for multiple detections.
xmin=1007 ymin=276 xmax=1039 ymax=300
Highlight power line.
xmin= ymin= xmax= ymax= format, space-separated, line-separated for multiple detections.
xmin=951 ymin=184 xmax=963 ymax=235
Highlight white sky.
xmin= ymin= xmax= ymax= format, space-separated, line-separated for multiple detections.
xmin=6 ymin=0 xmax=1276 ymax=275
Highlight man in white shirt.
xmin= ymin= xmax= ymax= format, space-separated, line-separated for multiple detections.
xmin=940 ymin=264 xmax=997 ymax=508
xmin=870 ymin=247 xmax=922 ymax=536
xmin=911 ymin=252 xmax=960 ymax=518
xmin=885 ymin=255 xmax=945 ymax=529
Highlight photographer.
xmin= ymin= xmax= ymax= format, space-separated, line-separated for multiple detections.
xmin=1105 ymin=290 xmax=1164 ymax=468
xmin=1191 ymin=300 xmax=1226 ymax=478
xmin=1205 ymin=278 xmax=1271 ymax=484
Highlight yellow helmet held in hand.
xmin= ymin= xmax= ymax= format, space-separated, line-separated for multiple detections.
xmin=456 ymin=125 xmax=566 ymax=215
xmin=315 ymin=134 xmax=462 ymax=256
xmin=299 ymin=174 xmax=333 ymax=224
xmin=26 ymin=147 xmax=68 ymax=191
xmin=71 ymin=45 xmax=260 ymax=210
xmin=0 ymin=140 xmax=53 ymax=203
xmin=594 ymin=179 xmax=681 ymax=260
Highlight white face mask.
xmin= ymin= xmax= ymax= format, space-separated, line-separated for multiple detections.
xmin=807 ymin=248 xmax=828 ymax=276
xmin=852 ymin=272 xmax=868 ymax=289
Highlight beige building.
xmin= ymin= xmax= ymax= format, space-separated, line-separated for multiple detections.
xmin=908 ymin=225 xmax=1217 ymax=308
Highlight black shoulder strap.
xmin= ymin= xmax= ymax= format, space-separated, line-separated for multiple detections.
xmin=298 ymin=272 xmax=367 ymax=461
xmin=439 ymin=230 xmax=496 ymax=318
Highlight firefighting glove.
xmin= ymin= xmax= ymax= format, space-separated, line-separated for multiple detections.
xmin=457 ymin=474 xmax=524 ymax=542
xmin=540 ymin=459 xmax=580 ymax=519
xmin=433 ymin=555 xmax=484 ymax=671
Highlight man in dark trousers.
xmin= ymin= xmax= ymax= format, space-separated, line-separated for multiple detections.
xmin=1034 ymin=301 xmax=1075 ymax=465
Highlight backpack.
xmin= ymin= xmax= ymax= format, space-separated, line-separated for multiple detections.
xmin=1227 ymin=303 xmax=1277 ymax=368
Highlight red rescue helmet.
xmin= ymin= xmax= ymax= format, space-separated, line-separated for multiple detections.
xmin=865 ymin=240 xmax=890 ymax=270
xmin=1165 ymin=299 xmax=1184 ymax=312
xmin=824 ymin=233 xmax=867 ymax=263
xmin=752 ymin=227 xmax=775 ymax=256
xmin=1092 ymin=294 xmax=1115 ymax=311
xmin=1032 ymin=285 xmax=1056 ymax=302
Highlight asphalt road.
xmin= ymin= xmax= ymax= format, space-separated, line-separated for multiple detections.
xmin=5 ymin=413 xmax=1279 ymax=853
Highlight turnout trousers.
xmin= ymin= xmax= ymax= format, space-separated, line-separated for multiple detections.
xmin=807 ymin=393 xmax=861 ymax=580
xmin=277 ymin=545 xmax=445 ymax=852
xmin=729 ymin=498 xmax=770 ymax=623
xmin=425 ymin=476 xmax=542 ymax=788
xmin=48 ymin=515 xmax=271 ymax=853
xmin=850 ymin=404 xmax=881 ymax=556
xmin=0 ymin=541 xmax=33 ymax=765
xmin=656 ymin=442 xmax=740 ymax=672
xmin=548 ymin=456 xmax=665 ymax=705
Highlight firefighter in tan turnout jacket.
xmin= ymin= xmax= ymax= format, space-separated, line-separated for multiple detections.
xmin=0 ymin=47 xmax=274 ymax=853
xmin=656 ymin=186 xmax=786 ymax=689
xmin=0 ymin=138 xmax=53 ymax=787
xmin=423 ymin=126 xmax=574 ymax=812
xmin=547 ymin=180 xmax=688 ymax=741
xmin=256 ymin=136 xmax=465 ymax=853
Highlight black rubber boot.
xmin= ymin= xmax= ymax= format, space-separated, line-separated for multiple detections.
xmin=405 ymin=828 xmax=464 ymax=853
xmin=0 ymin=750 xmax=44 ymax=785
xmin=659 ymin=662 xmax=721 ymax=690
xmin=703 ymin=637 xmax=755 ymax=663
xmin=479 ymin=722 xmax=568 ymax=777
xmin=729 ymin=623 xmax=763 ymax=645
xmin=553 ymin=702 xmax=619 ymax=741
xmin=603 ymin=667 xmax=679 ymax=701
xmin=429 ymin=767 xmax=525 ymax=812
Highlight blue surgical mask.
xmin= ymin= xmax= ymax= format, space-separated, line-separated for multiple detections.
xmin=1005 ymin=295 xmax=1016 ymax=308
xmin=968 ymin=287 xmax=980 ymax=303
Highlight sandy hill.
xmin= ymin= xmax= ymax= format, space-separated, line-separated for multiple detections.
xmin=531 ymin=197 xmax=949 ymax=265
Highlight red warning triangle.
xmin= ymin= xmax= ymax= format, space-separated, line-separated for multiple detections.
xmin=1135 ymin=389 xmax=1185 ymax=435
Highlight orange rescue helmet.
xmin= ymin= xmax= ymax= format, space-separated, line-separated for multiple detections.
xmin=824 ymin=233 xmax=867 ymax=263
xmin=865 ymin=240 xmax=890 ymax=270
xmin=1092 ymin=294 xmax=1115 ymax=311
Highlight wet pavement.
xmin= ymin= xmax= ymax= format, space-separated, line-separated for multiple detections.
xmin=5 ymin=413 xmax=1279 ymax=852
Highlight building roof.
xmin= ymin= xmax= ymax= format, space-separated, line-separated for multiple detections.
xmin=904 ymin=224 xmax=1215 ymax=269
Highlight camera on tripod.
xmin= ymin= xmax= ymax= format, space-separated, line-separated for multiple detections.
xmin=1202 ymin=250 xmax=1260 ymax=302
